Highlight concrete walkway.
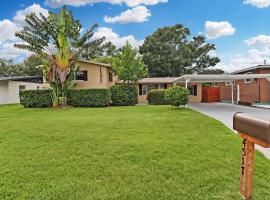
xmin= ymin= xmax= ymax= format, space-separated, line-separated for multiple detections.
xmin=189 ymin=102 xmax=270 ymax=159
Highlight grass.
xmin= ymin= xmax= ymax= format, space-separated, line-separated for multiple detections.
xmin=0 ymin=105 xmax=270 ymax=200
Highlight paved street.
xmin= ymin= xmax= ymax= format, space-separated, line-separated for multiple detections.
xmin=189 ymin=103 xmax=270 ymax=159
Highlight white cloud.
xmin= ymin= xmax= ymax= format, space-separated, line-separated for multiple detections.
xmin=0 ymin=20 xmax=20 ymax=42
xmin=45 ymin=0 xmax=168 ymax=7
xmin=244 ymin=0 xmax=270 ymax=8
xmin=92 ymin=27 xmax=143 ymax=48
xmin=0 ymin=42 xmax=30 ymax=59
xmin=104 ymin=6 xmax=151 ymax=24
xmin=13 ymin=3 xmax=49 ymax=26
xmin=217 ymin=48 xmax=270 ymax=72
xmin=205 ymin=21 xmax=236 ymax=39
xmin=0 ymin=4 xmax=48 ymax=59
xmin=244 ymin=35 xmax=270 ymax=47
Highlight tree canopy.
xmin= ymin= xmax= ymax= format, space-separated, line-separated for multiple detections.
xmin=139 ymin=24 xmax=220 ymax=77
xmin=0 ymin=55 xmax=43 ymax=77
xmin=112 ymin=42 xmax=147 ymax=84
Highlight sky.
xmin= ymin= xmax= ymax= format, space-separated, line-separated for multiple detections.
xmin=0 ymin=0 xmax=270 ymax=72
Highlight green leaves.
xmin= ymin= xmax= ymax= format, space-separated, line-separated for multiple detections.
xmin=139 ymin=24 xmax=220 ymax=77
xmin=165 ymin=87 xmax=189 ymax=108
xmin=112 ymin=42 xmax=147 ymax=84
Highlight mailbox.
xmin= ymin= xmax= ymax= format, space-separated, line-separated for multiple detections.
xmin=234 ymin=113 xmax=270 ymax=146
xmin=233 ymin=113 xmax=270 ymax=200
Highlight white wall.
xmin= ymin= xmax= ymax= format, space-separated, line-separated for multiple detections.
xmin=0 ymin=81 xmax=43 ymax=105
xmin=0 ymin=81 xmax=8 ymax=104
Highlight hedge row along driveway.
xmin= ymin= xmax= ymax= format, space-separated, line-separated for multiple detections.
xmin=0 ymin=105 xmax=270 ymax=199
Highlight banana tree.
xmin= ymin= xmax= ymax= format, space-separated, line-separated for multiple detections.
xmin=15 ymin=6 xmax=108 ymax=107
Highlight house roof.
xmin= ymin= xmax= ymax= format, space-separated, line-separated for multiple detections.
xmin=139 ymin=77 xmax=181 ymax=84
xmin=231 ymin=65 xmax=270 ymax=74
xmin=116 ymin=77 xmax=181 ymax=84
xmin=179 ymin=74 xmax=270 ymax=83
xmin=0 ymin=76 xmax=42 ymax=82
xmin=77 ymin=59 xmax=111 ymax=67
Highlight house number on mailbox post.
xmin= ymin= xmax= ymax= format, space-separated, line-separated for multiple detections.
xmin=233 ymin=113 xmax=270 ymax=200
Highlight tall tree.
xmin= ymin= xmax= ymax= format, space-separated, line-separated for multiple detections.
xmin=112 ymin=42 xmax=147 ymax=84
xmin=20 ymin=55 xmax=43 ymax=76
xmin=199 ymin=68 xmax=225 ymax=74
xmin=139 ymin=24 xmax=220 ymax=77
xmin=14 ymin=6 xmax=107 ymax=106
xmin=0 ymin=59 xmax=21 ymax=77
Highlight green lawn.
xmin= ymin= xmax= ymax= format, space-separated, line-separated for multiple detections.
xmin=0 ymin=105 xmax=270 ymax=200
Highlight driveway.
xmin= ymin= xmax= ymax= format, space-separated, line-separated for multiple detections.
xmin=189 ymin=102 xmax=270 ymax=159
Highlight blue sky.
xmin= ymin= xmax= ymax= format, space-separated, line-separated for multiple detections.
xmin=0 ymin=0 xmax=270 ymax=72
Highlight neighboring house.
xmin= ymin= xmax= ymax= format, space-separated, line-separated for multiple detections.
xmin=0 ymin=76 xmax=43 ymax=104
xmin=216 ymin=65 xmax=270 ymax=104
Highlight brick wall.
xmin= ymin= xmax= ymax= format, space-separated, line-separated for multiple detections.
xmin=218 ymin=68 xmax=270 ymax=103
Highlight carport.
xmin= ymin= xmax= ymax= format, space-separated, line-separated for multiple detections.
xmin=179 ymin=74 xmax=270 ymax=104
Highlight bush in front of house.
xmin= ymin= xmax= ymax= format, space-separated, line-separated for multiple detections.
xmin=110 ymin=84 xmax=138 ymax=106
xmin=20 ymin=90 xmax=52 ymax=108
xmin=147 ymin=89 xmax=169 ymax=105
xmin=165 ymin=86 xmax=189 ymax=108
xmin=67 ymin=89 xmax=110 ymax=107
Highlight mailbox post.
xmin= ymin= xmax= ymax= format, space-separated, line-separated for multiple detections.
xmin=233 ymin=113 xmax=270 ymax=200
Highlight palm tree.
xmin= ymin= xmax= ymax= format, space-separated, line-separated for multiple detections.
xmin=15 ymin=6 xmax=107 ymax=107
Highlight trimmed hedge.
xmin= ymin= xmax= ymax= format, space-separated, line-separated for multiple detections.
xmin=67 ymin=89 xmax=110 ymax=107
xmin=20 ymin=90 xmax=52 ymax=108
xmin=110 ymin=85 xmax=138 ymax=106
xmin=147 ymin=89 xmax=169 ymax=105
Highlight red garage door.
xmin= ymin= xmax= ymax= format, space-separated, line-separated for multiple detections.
xmin=202 ymin=87 xmax=220 ymax=103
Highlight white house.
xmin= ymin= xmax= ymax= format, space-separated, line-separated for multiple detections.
xmin=0 ymin=76 xmax=43 ymax=104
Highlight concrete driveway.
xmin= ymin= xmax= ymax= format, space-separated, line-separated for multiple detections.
xmin=189 ymin=102 xmax=270 ymax=159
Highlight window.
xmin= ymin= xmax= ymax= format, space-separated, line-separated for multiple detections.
xmin=164 ymin=84 xmax=168 ymax=89
xmin=76 ymin=70 xmax=88 ymax=81
xmin=139 ymin=84 xmax=143 ymax=95
xmin=19 ymin=85 xmax=26 ymax=91
xmin=226 ymin=80 xmax=235 ymax=86
xmin=188 ymin=85 xmax=197 ymax=96
xmin=244 ymin=72 xmax=253 ymax=83
xmin=213 ymin=82 xmax=218 ymax=87
xmin=109 ymin=72 xmax=113 ymax=82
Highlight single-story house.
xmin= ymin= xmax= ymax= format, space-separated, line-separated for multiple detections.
xmin=75 ymin=60 xmax=117 ymax=89
xmin=44 ymin=61 xmax=270 ymax=105
xmin=130 ymin=77 xmax=202 ymax=103
xmin=0 ymin=76 xmax=43 ymax=104
xmin=4 ymin=60 xmax=269 ymax=106
xmin=42 ymin=60 xmax=117 ymax=90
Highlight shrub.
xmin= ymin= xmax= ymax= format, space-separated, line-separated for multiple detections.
xmin=165 ymin=87 xmax=189 ymax=108
xmin=147 ymin=89 xmax=169 ymax=105
xmin=110 ymin=84 xmax=138 ymax=106
xmin=20 ymin=90 xmax=52 ymax=108
xmin=67 ymin=89 xmax=110 ymax=107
